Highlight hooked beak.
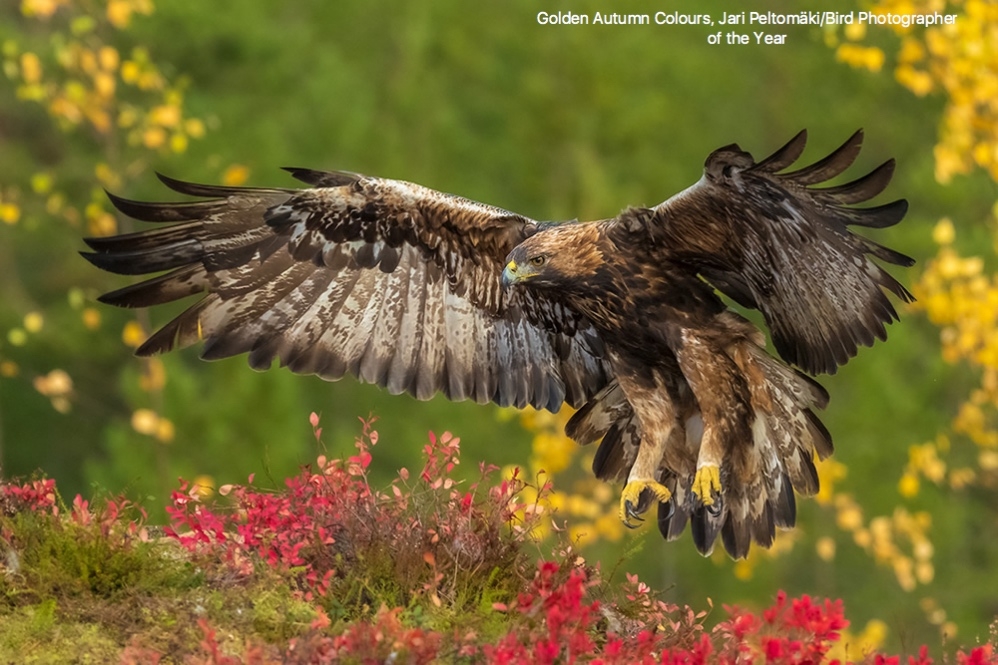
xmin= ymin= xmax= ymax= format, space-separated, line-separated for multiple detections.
xmin=500 ymin=260 xmax=519 ymax=290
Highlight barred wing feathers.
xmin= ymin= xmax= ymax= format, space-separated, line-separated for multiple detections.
xmin=652 ymin=129 xmax=913 ymax=375
xmin=83 ymin=172 xmax=609 ymax=411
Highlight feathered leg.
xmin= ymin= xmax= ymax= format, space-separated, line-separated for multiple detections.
xmin=672 ymin=327 xmax=754 ymax=509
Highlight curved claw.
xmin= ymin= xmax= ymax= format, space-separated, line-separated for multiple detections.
xmin=622 ymin=497 xmax=646 ymax=529
xmin=619 ymin=480 xmax=672 ymax=528
xmin=706 ymin=496 xmax=723 ymax=517
xmin=624 ymin=501 xmax=645 ymax=522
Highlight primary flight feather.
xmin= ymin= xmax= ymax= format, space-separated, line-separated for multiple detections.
xmin=84 ymin=130 xmax=913 ymax=558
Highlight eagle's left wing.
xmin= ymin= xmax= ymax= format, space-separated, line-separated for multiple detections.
xmin=643 ymin=129 xmax=913 ymax=375
xmin=82 ymin=170 xmax=609 ymax=411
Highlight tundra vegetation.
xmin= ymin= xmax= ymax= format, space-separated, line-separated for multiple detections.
xmin=0 ymin=0 xmax=996 ymax=659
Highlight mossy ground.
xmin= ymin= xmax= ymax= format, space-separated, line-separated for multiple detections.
xmin=1 ymin=433 xmax=994 ymax=663
xmin=0 ymin=510 xmax=322 ymax=662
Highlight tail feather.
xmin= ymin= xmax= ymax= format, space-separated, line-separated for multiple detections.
xmin=774 ymin=472 xmax=797 ymax=529
xmin=653 ymin=330 xmax=832 ymax=559
xmin=657 ymin=476 xmax=690 ymax=541
xmin=571 ymin=333 xmax=829 ymax=559
xmin=565 ymin=380 xmax=630 ymax=445
xmin=689 ymin=503 xmax=726 ymax=557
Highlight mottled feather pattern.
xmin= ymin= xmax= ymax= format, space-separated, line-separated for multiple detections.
xmin=646 ymin=313 xmax=825 ymax=557
xmin=651 ymin=129 xmax=913 ymax=375
xmin=84 ymin=173 xmax=610 ymax=412
xmin=565 ymin=380 xmax=641 ymax=483
xmin=84 ymin=130 xmax=912 ymax=559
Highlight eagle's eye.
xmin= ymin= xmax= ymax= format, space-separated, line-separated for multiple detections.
xmin=529 ymin=255 xmax=546 ymax=267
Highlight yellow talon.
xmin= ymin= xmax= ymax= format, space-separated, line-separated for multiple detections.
xmin=619 ymin=480 xmax=672 ymax=527
xmin=692 ymin=465 xmax=722 ymax=506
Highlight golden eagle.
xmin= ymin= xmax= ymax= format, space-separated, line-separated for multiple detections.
xmin=83 ymin=130 xmax=912 ymax=558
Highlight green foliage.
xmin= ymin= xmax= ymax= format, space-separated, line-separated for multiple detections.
xmin=0 ymin=0 xmax=994 ymax=655
xmin=2 ymin=432 xmax=995 ymax=662
xmin=8 ymin=513 xmax=155 ymax=598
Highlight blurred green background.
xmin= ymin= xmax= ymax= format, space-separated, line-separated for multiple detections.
xmin=1 ymin=0 xmax=995 ymax=654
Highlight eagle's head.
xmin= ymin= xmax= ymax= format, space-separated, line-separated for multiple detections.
xmin=501 ymin=224 xmax=604 ymax=291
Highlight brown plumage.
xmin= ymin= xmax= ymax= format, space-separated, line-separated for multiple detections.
xmin=83 ymin=130 xmax=913 ymax=558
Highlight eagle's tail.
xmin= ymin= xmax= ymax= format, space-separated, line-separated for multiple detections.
xmin=658 ymin=343 xmax=832 ymax=558
xmin=566 ymin=334 xmax=830 ymax=559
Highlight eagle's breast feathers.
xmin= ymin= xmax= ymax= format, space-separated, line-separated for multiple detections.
xmin=84 ymin=129 xmax=911 ymax=558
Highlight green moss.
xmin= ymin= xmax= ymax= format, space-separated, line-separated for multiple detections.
xmin=249 ymin=589 xmax=316 ymax=641
xmin=1 ymin=512 xmax=199 ymax=604
xmin=0 ymin=603 xmax=120 ymax=664
xmin=0 ymin=517 xmax=331 ymax=660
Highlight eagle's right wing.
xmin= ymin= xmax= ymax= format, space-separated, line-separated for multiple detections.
xmin=82 ymin=170 xmax=609 ymax=411
xmin=646 ymin=130 xmax=913 ymax=375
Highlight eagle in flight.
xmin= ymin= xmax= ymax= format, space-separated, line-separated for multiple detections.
xmin=83 ymin=130 xmax=912 ymax=559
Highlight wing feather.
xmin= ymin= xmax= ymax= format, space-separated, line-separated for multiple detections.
xmin=649 ymin=130 xmax=913 ymax=375
xmin=781 ymin=129 xmax=863 ymax=184
xmin=85 ymin=171 xmax=609 ymax=410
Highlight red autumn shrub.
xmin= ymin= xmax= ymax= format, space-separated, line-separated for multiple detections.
xmin=3 ymin=414 xmax=997 ymax=663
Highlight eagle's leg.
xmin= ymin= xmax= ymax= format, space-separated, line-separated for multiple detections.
xmin=619 ymin=428 xmax=673 ymax=527
xmin=611 ymin=363 xmax=681 ymax=527
xmin=673 ymin=328 xmax=754 ymax=510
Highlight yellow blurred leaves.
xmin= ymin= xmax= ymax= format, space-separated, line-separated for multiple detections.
xmin=827 ymin=619 xmax=889 ymax=663
xmin=85 ymin=200 xmax=117 ymax=236
xmin=512 ymin=407 xmax=624 ymax=547
xmin=142 ymin=126 xmax=166 ymax=149
xmin=915 ymin=222 xmax=998 ymax=372
xmin=931 ymin=218 xmax=954 ymax=245
xmin=815 ymin=456 xmax=848 ymax=506
xmin=33 ymin=368 xmax=73 ymax=413
xmin=0 ymin=181 xmax=24 ymax=226
xmin=149 ymin=103 xmax=180 ymax=128
xmin=899 ymin=439 xmax=949 ymax=499
xmin=94 ymin=162 xmax=120 ymax=190
xmin=20 ymin=52 xmax=42 ymax=84
xmin=81 ymin=307 xmax=101 ymax=330
xmin=23 ymin=311 xmax=44 ymax=333
xmin=131 ymin=408 xmax=174 ymax=443
xmin=107 ymin=0 xmax=153 ymax=29
xmin=222 ymin=164 xmax=251 ymax=187
xmin=815 ymin=536 xmax=836 ymax=562
xmin=6 ymin=4 xmax=204 ymax=157
xmin=838 ymin=0 xmax=998 ymax=182
xmin=21 ymin=0 xmax=70 ymax=19
xmin=122 ymin=320 xmax=147 ymax=348
xmin=835 ymin=44 xmax=885 ymax=72
xmin=192 ymin=475 xmax=215 ymax=499
xmin=6 ymin=329 xmax=28 ymax=347
xmin=833 ymin=491 xmax=934 ymax=591
xmin=830 ymin=10 xmax=884 ymax=71
xmin=0 ymin=202 xmax=22 ymax=225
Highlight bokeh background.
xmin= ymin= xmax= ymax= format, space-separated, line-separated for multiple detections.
xmin=1 ymin=0 xmax=995 ymax=655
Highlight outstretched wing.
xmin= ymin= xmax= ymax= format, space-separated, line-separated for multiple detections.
xmin=83 ymin=170 xmax=609 ymax=411
xmin=649 ymin=129 xmax=913 ymax=375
